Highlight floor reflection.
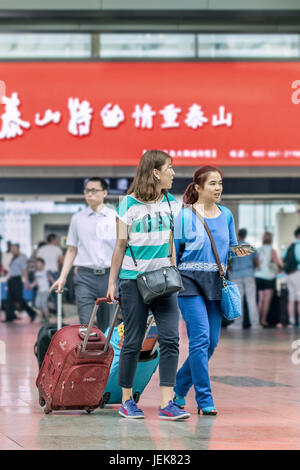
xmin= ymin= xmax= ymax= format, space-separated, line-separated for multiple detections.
xmin=1 ymin=313 xmax=300 ymax=450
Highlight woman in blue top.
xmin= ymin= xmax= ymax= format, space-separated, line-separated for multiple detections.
xmin=173 ymin=166 xmax=250 ymax=415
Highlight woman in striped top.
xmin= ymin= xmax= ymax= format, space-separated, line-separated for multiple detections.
xmin=107 ymin=150 xmax=190 ymax=421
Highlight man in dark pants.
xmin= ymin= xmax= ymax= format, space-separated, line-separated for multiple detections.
xmin=50 ymin=177 xmax=117 ymax=332
xmin=4 ymin=244 xmax=36 ymax=323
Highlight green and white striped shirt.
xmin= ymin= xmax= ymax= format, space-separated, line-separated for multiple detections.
xmin=117 ymin=193 xmax=181 ymax=279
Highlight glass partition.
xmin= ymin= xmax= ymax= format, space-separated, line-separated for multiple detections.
xmin=0 ymin=33 xmax=91 ymax=58
xmin=238 ymin=201 xmax=298 ymax=253
xmin=0 ymin=33 xmax=299 ymax=59
xmin=100 ymin=33 xmax=196 ymax=58
xmin=197 ymin=34 xmax=300 ymax=58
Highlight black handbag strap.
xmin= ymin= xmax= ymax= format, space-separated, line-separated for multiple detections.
xmin=128 ymin=193 xmax=174 ymax=269
xmin=188 ymin=205 xmax=228 ymax=286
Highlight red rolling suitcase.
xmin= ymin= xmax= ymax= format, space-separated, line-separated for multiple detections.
xmin=36 ymin=295 xmax=120 ymax=414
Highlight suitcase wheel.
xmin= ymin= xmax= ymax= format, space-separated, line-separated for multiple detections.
xmin=86 ymin=408 xmax=93 ymax=414
xmin=39 ymin=398 xmax=46 ymax=407
xmin=100 ymin=392 xmax=110 ymax=408
xmin=133 ymin=392 xmax=140 ymax=404
xmin=44 ymin=401 xmax=52 ymax=414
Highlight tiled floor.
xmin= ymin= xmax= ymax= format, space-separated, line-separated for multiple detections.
xmin=0 ymin=306 xmax=300 ymax=450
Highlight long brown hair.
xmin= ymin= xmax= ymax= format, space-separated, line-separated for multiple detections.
xmin=128 ymin=150 xmax=172 ymax=202
xmin=183 ymin=166 xmax=224 ymax=205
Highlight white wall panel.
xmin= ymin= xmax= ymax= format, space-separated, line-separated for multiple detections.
xmin=0 ymin=0 xmax=102 ymax=9
xmin=209 ymin=0 xmax=300 ymax=9
xmin=102 ymin=0 xmax=208 ymax=9
xmin=0 ymin=0 xmax=300 ymax=11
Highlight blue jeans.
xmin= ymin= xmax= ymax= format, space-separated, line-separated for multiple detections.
xmin=174 ymin=295 xmax=222 ymax=409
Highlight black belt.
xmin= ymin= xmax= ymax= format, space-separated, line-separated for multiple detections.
xmin=78 ymin=266 xmax=110 ymax=275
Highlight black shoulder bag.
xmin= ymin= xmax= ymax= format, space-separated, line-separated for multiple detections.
xmin=128 ymin=194 xmax=183 ymax=304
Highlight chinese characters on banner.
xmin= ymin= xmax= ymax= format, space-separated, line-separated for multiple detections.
xmin=0 ymin=62 xmax=299 ymax=166
xmin=0 ymin=93 xmax=232 ymax=138
xmin=0 ymin=92 xmax=30 ymax=139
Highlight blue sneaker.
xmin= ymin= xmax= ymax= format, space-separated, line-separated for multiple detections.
xmin=159 ymin=401 xmax=191 ymax=420
xmin=119 ymin=397 xmax=145 ymax=419
xmin=173 ymin=395 xmax=186 ymax=409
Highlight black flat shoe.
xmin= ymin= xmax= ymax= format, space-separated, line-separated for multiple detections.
xmin=2 ymin=315 xmax=18 ymax=322
xmin=198 ymin=407 xmax=218 ymax=416
xmin=29 ymin=311 xmax=37 ymax=322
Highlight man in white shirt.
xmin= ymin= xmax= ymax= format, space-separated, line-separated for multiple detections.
xmin=37 ymin=233 xmax=64 ymax=315
xmin=36 ymin=234 xmax=64 ymax=274
xmin=50 ymin=177 xmax=117 ymax=332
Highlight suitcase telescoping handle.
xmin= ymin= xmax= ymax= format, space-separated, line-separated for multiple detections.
xmin=56 ymin=288 xmax=67 ymax=331
xmin=81 ymin=297 xmax=121 ymax=354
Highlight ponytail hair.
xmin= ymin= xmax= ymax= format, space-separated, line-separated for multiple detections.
xmin=183 ymin=166 xmax=224 ymax=205
xmin=182 ymin=182 xmax=198 ymax=205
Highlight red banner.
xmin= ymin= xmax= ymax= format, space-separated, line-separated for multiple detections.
xmin=0 ymin=61 xmax=299 ymax=166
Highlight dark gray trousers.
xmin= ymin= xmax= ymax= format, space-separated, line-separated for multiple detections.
xmin=74 ymin=268 xmax=114 ymax=332
xmin=118 ymin=279 xmax=180 ymax=388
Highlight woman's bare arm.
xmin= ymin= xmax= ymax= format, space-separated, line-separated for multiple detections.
xmin=271 ymin=248 xmax=283 ymax=270
xmin=107 ymin=218 xmax=129 ymax=300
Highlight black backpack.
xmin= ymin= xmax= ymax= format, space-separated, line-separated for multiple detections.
xmin=283 ymin=243 xmax=298 ymax=274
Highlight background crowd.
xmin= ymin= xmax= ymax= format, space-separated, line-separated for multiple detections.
xmin=1 ymin=194 xmax=300 ymax=330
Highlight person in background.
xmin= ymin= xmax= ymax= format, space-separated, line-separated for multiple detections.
xmin=2 ymin=241 xmax=12 ymax=274
xmin=30 ymin=257 xmax=54 ymax=322
xmin=36 ymin=234 xmax=63 ymax=275
xmin=228 ymin=228 xmax=259 ymax=328
xmin=254 ymin=232 xmax=282 ymax=328
xmin=281 ymin=226 xmax=300 ymax=327
xmin=37 ymin=234 xmax=64 ymax=315
xmin=50 ymin=177 xmax=117 ymax=333
xmin=27 ymin=241 xmax=47 ymax=306
xmin=3 ymin=243 xmax=36 ymax=323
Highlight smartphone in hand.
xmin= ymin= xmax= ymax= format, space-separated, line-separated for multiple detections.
xmin=230 ymin=244 xmax=254 ymax=253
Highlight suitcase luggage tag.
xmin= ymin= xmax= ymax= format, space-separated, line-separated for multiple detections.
xmin=141 ymin=323 xmax=158 ymax=353
xmin=118 ymin=314 xmax=158 ymax=352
